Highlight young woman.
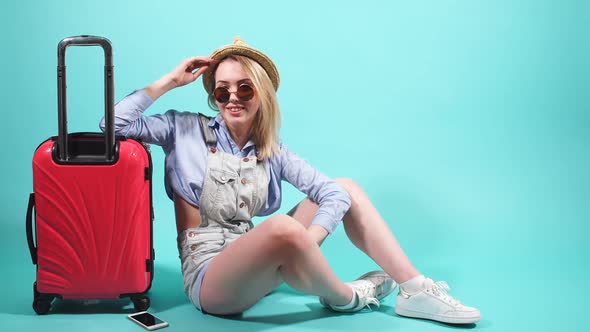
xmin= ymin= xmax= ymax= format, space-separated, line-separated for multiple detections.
xmin=101 ymin=37 xmax=480 ymax=324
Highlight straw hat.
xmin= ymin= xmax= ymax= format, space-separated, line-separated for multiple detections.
xmin=203 ymin=36 xmax=280 ymax=94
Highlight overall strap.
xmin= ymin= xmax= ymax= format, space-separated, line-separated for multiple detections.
xmin=197 ymin=113 xmax=217 ymax=150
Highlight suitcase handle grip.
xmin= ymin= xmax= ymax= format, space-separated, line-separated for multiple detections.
xmin=26 ymin=193 xmax=37 ymax=265
xmin=56 ymin=35 xmax=115 ymax=162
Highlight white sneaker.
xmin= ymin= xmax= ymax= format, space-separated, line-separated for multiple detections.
xmin=395 ymin=278 xmax=480 ymax=324
xmin=320 ymin=271 xmax=397 ymax=312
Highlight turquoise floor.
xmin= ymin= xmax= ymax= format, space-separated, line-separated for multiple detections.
xmin=2 ymin=207 xmax=586 ymax=331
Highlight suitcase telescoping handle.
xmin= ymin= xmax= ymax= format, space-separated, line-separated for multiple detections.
xmin=57 ymin=35 xmax=115 ymax=162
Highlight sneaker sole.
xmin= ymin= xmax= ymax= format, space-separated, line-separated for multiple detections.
xmin=395 ymin=307 xmax=480 ymax=324
xmin=355 ymin=271 xmax=397 ymax=301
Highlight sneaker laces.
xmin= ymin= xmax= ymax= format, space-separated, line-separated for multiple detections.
xmin=351 ymin=280 xmax=380 ymax=311
xmin=426 ymin=279 xmax=463 ymax=307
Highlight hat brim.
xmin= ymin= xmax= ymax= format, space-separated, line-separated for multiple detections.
xmin=203 ymin=44 xmax=280 ymax=94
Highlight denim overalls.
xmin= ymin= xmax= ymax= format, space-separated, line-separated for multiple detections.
xmin=177 ymin=114 xmax=269 ymax=311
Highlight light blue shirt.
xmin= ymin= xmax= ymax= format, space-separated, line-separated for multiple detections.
xmin=100 ymin=89 xmax=351 ymax=234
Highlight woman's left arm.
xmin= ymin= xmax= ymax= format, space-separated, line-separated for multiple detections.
xmin=278 ymin=144 xmax=352 ymax=240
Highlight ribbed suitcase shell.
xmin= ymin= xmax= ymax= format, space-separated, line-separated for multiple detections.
xmin=32 ymin=138 xmax=152 ymax=299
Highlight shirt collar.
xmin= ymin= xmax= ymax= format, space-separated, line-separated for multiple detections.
xmin=209 ymin=113 xmax=223 ymax=128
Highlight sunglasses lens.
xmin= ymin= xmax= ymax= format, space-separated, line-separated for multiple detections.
xmin=213 ymin=87 xmax=230 ymax=103
xmin=213 ymin=84 xmax=255 ymax=103
xmin=237 ymin=84 xmax=254 ymax=101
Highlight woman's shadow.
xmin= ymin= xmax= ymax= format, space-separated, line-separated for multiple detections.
xmin=220 ymin=286 xmax=479 ymax=331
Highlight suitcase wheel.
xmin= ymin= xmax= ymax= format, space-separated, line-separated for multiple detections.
xmin=32 ymin=282 xmax=53 ymax=315
xmin=132 ymin=295 xmax=150 ymax=312
xmin=33 ymin=298 xmax=52 ymax=315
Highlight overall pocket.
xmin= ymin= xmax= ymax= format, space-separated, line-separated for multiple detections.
xmin=201 ymin=169 xmax=238 ymax=221
xmin=207 ymin=169 xmax=237 ymax=202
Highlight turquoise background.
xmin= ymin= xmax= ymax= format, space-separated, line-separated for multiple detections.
xmin=1 ymin=0 xmax=588 ymax=331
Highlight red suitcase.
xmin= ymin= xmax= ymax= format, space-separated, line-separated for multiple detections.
xmin=26 ymin=36 xmax=154 ymax=314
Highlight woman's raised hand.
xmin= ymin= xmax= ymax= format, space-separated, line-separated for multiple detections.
xmin=169 ymin=56 xmax=214 ymax=88
xmin=144 ymin=56 xmax=214 ymax=101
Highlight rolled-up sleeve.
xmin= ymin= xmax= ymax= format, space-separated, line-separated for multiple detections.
xmin=279 ymin=144 xmax=351 ymax=234
xmin=99 ymin=89 xmax=175 ymax=146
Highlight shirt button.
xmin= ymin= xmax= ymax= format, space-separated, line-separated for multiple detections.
xmin=210 ymin=147 xmax=217 ymax=153
xmin=191 ymin=245 xmax=197 ymax=251
xmin=241 ymin=178 xmax=247 ymax=185
xmin=188 ymin=232 xmax=194 ymax=238
xmin=243 ymin=157 xmax=250 ymax=162
xmin=239 ymin=202 xmax=245 ymax=208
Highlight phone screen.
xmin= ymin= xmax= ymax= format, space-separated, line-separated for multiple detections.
xmin=130 ymin=312 xmax=165 ymax=327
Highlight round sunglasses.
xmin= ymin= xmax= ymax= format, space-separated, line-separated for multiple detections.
xmin=212 ymin=84 xmax=255 ymax=103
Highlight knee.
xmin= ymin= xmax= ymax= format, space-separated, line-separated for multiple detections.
xmin=335 ymin=178 xmax=361 ymax=202
xmin=265 ymin=215 xmax=310 ymax=252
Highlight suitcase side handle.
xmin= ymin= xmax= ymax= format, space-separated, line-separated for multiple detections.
xmin=56 ymin=35 xmax=115 ymax=163
xmin=26 ymin=193 xmax=37 ymax=265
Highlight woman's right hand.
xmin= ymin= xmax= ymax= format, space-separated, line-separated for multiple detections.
xmin=168 ymin=56 xmax=214 ymax=88
xmin=145 ymin=56 xmax=214 ymax=101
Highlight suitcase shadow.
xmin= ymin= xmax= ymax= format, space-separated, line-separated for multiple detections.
xmin=50 ymin=299 xmax=135 ymax=314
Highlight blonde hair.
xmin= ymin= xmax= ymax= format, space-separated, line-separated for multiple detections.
xmin=208 ymin=55 xmax=280 ymax=160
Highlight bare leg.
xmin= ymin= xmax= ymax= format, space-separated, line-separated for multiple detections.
xmin=289 ymin=178 xmax=420 ymax=283
xmin=199 ymin=215 xmax=353 ymax=315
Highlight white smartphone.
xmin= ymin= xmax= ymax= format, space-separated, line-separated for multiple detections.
xmin=128 ymin=311 xmax=169 ymax=330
